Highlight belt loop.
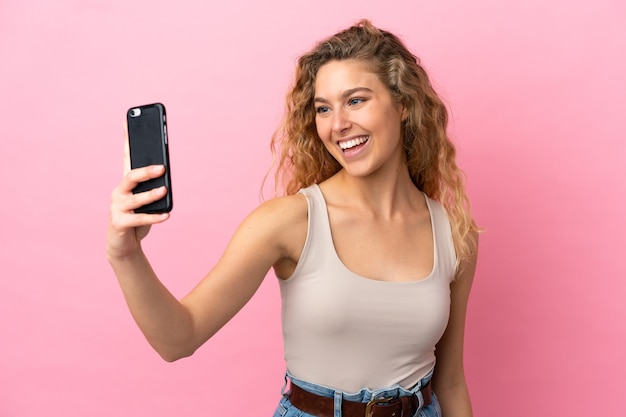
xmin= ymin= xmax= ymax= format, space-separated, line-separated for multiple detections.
xmin=416 ymin=389 xmax=424 ymax=410
xmin=333 ymin=390 xmax=342 ymax=417
xmin=280 ymin=372 xmax=289 ymax=396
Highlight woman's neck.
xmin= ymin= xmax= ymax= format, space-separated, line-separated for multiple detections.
xmin=321 ymin=166 xmax=422 ymax=220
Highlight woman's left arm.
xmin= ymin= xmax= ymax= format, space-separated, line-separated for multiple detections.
xmin=432 ymin=233 xmax=479 ymax=417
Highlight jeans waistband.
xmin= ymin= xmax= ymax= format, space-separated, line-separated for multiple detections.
xmin=282 ymin=369 xmax=434 ymax=404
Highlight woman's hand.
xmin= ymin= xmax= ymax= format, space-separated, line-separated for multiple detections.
xmin=106 ymin=129 xmax=170 ymax=260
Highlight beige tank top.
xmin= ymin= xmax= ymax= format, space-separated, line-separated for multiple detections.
xmin=279 ymin=184 xmax=457 ymax=393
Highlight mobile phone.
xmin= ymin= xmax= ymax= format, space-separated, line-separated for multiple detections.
xmin=126 ymin=103 xmax=173 ymax=213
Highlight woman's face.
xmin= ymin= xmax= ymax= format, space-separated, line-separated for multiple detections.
xmin=313 ymin=59 xmax=406 ymax=179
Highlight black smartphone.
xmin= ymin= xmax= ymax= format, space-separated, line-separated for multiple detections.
xmin=126 ymin=103 xmax=173 ymax=213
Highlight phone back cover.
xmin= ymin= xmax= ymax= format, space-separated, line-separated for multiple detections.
xmin=127 ymin=103 xmax=172 ymax=213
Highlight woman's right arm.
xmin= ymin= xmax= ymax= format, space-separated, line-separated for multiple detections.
xmin=107 ymin=141 xmax=307 ymax=362
xmin=107 ymin=163 xmax=195 ymax=361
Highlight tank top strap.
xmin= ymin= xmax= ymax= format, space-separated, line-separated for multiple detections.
xmin=298 ymin=184 xmax=335 ymax=256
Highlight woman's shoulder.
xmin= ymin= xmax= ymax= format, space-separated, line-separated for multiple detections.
xmin=249 ymin=193 xmax=309 ymax=276
xmin=258 ymin=192 xmax=308 ymax=214
xmin=246 ymin=192 xmax=309 ymax=233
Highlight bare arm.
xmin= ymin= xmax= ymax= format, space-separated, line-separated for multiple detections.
xmin=107 ymin=133 xmax=305 ymax=361
xmin=431 ymin=233 xmax=479 ymax=417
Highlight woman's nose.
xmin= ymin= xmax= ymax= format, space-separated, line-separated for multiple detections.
xmin=332 ymin=108 xmax=351 ymax=134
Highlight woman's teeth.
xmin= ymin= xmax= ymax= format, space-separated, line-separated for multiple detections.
xmin=339 ymin=136 xmax=369 ymax=151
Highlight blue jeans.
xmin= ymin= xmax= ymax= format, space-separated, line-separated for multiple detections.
xmin=273 ymin=370 xmax=442 ymax=417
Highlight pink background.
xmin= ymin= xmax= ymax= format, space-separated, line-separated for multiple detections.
xmin=1 ymin=1 xmax=624 ymax=416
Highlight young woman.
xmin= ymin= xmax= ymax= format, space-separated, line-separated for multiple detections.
xmin=107 ymin=20 xmax=479 ymax=417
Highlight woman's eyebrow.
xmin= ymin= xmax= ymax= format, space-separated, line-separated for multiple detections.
xmin=314 ymin=87 xmax=374 ymax=103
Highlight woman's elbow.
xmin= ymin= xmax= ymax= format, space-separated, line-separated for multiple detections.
xmin=158 ymin=347 xmax=196 ymax=362
xmin=151 ymin=340 xmax=198 ymax=362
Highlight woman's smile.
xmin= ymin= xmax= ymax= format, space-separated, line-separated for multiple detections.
xmin=338 ymin=135 xmax=369 ymax=154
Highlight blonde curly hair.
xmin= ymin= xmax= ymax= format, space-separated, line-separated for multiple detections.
xmin=270 ymin=20 xmax=478 ymax=267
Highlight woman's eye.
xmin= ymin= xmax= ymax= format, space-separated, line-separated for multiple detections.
xmin=315 ymin=106 xmax=330 ymax=114
xmin=348 ymin=97 xmax=364 ymax=106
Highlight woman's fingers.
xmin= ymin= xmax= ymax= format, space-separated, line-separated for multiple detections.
xmin=112 ymin=182 xmax=168 ymax=213
xmin=108 ymin=182 xmax=170 ymax=258
xmin=120 ymin=165 xmax=166 ymax=191
xmin=109 ymin=185 xmax=169 ymax=249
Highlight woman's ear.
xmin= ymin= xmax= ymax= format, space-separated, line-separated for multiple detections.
xmin=401 ymin=105 xmax=409 ymax=122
